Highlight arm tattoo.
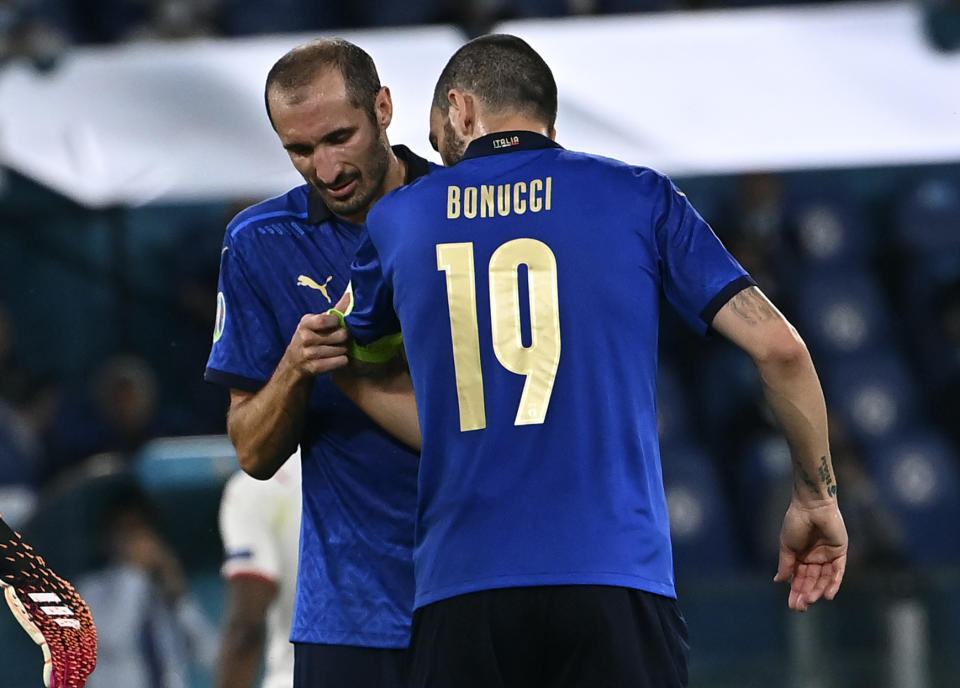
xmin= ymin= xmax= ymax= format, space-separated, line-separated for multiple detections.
xmin=729 ymin=287 xmax=776 ymax=325
xmin=817 ymin=455 xmax=838 ymax=497
xmin=793 ymin=455 xmax=838 ymax=498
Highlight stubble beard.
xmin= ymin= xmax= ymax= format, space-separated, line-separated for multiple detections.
xmin=441 ymin=118 xmax=467 ymax=167
xmin=319 ymin=136 xmax=391 ymax=219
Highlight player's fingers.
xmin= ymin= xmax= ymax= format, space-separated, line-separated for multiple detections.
xmin=774 ymin=548 xmax=796 ymax=583
xmin=306 ymin=354 xmax=349 ymax=375
xmin=300 ymin=326 xmax=349 ymax=348
xmin=299 ymin=312 xmax=344 ymax=334
xmin=304 ymin=344 xmax=348 ymax=359
xmin=804 ymin=567 xmax=832 ymax=607
xmin=789 ymin=564 xmax=817 ymax=611
xmin=824 ymin=556 xmax=846 ymax=600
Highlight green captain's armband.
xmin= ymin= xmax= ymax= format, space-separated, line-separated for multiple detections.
xmin=327 ymin=308 xmax=404 ymax=364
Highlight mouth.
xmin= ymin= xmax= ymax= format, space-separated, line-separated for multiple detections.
xmin=323 ymin=177 xmax=359 ymax=200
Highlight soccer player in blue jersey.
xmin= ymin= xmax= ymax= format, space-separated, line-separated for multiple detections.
xmin=204 ymin=39 xmax=434 ymax=688
xmin=335 ymin=34 xmax=849 ymax=687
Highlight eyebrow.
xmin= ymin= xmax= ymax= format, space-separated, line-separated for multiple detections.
xmin=321 ymin=126 xmax=356 ymax=144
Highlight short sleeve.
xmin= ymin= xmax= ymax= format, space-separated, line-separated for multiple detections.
xmin=204 ymin=233 xmax=284 ymax=391
xmin=344 ymin=229 xmax=401 ymax=346
xmin=654 ymin=176 xmax=755 ymax=334
xmin=218 ymin=471 xmax=282 ymax=582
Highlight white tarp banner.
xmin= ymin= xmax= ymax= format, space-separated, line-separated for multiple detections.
xmin=0 ymin=27 xmax=460 ymax=207
xmin=0 ymin=3 xmax=958 ymax=207
xmin=501 ymin=2 xmax=960 ymax=176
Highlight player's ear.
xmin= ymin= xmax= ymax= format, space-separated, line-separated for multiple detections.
xmin=375 ymin=86 xmax=393 ymax=130
xmin=448 ymin=89 xmax=475 ymax=138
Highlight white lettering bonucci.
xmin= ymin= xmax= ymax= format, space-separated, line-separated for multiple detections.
xmin=447 ymin=177 xmax=553 ymax=220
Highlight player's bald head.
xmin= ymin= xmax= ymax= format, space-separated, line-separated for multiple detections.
xmin=432 ymin=34 xmax=557 ymax=131
xmin=265 ymin=38 xmax=382 ymax=129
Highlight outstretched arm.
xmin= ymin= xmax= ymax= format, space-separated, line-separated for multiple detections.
xmin=711 ymin=286 xmax=848 ymax=611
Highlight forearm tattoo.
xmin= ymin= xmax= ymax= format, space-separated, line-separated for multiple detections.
xmin=794 ymin=455 xmax=837 ymax=498
xmin=730 ymin=287 xmax=776 ymax=325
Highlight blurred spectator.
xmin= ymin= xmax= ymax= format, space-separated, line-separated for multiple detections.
xmin=924 ymin=0 xmax=960 ymax=52
xmin=0 ymin=0 xmax=67 ymax=69
xmin=164 ymin=208 xmax=235 ymax=435
xmin=0 ymin=303 xmax=42 ymax=511
xmin=925 ymin=278 xmax=960 ymax=449
xmin=41 ymin=354 xmax=177 ymax=483
xmin=827 ymin=415 xmax=907 ymax=569
xmin=78 ymin=484 xmax=216 ymax=688
xmin=717 ymin=173 xmax=786 ymax=303
xmin=0 ymin=302 xmax=33 ymax=406
xmin=216 ymin=450 xmax=301 ymax=688
xmin=218 ymin=0 xmax=348 ymax=35
xmin=123 ymin=0 xmax=220 ymax=41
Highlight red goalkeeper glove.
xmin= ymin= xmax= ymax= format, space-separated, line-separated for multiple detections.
xmin=0 ymin=516 xmax=97 ymax=688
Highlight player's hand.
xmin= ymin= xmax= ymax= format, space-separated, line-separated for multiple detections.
xmin=1 ymin=521 xmax=98 ymax=688
xmin=285 ymin=312 xmax=349 ymax=376
xmin=774 ymin=499 xmax=848 ymax=611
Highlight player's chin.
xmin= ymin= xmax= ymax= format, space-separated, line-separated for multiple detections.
xmin=321 ymin=187 xmax=369 ymax=217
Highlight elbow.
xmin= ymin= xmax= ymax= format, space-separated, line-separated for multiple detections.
xmin=756 ymin=322 xmax=810 ymax=369
xmin=235 ymin=448 xmax=279 ymax=481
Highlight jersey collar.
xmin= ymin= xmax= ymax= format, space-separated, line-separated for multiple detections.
xmin=307 ymin=144 xmax=433 ymax=224
xmin=462 ymin=131 xmax=562 ymax=161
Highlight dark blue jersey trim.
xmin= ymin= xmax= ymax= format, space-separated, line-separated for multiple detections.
xmin=462 ymin=131 xmax=562 ymax=160
xmin=204 ymin=367 xmax=266 ymax=393
xmin=700 ymin=274 xmax=757 ymax=327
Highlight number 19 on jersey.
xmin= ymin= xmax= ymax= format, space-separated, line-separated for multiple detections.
xmin=437 ymin=238 xmax=562 ymax=432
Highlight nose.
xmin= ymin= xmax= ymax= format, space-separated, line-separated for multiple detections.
xmin=312 ymin=148 xmax=346 ymax=187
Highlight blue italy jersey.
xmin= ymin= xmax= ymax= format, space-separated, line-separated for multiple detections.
xmin=346 ymin=132 xmax=754 ymax=609
xmin=205 ymin=146 xmax=433 ymax=646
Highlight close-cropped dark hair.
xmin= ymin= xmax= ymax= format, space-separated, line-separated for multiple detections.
xmin=264 ymin=38 xmax=382 ymax=128
xmin=432 ymin=34 xmax=557 ymax=131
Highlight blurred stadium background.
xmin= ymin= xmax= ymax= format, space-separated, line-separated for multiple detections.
xmin=2 ymin=0 xmax=960 ymax=686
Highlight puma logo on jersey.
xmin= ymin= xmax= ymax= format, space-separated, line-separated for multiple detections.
xmin=297 ymin=274 xmax=334 ymax=303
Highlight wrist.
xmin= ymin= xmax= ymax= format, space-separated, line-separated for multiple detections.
xmin=790 ymin=493 xmax=839 ymax=510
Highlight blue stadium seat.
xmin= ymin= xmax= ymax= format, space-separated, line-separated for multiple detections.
xmin=895 ymin=177 xmax=960 ymax=256
xmin=825 ymin=351 xmax=920 ymax=451
xmin=661 ymin=444 xmax=741 ymax=576
xmin=867 ymin=429 xmax=960 ymax=565
xmin=784 ymin=195 xmax=872 ymax=267
xmin=792 ymin=267 xmax=893 ymax=359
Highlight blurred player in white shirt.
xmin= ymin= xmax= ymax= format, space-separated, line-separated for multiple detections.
xmin=216 ymin=450 xmax=301 ymax=688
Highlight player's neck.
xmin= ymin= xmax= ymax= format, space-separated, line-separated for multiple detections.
xmin=475 ymin=113 xmax=552 ymax=140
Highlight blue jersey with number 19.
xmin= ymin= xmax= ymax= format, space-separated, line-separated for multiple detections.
xmin=346 ymin=131 xmax=754 ymax=610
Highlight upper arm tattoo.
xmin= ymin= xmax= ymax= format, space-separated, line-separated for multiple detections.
xmin=728 ymin=286 xmax=776 ymax=325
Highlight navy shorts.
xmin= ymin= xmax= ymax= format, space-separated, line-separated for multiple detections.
xmin=293 ymin=642 xmax=407 ymax=688
xmin=409 ymin=585 xmax=689 ymax=688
